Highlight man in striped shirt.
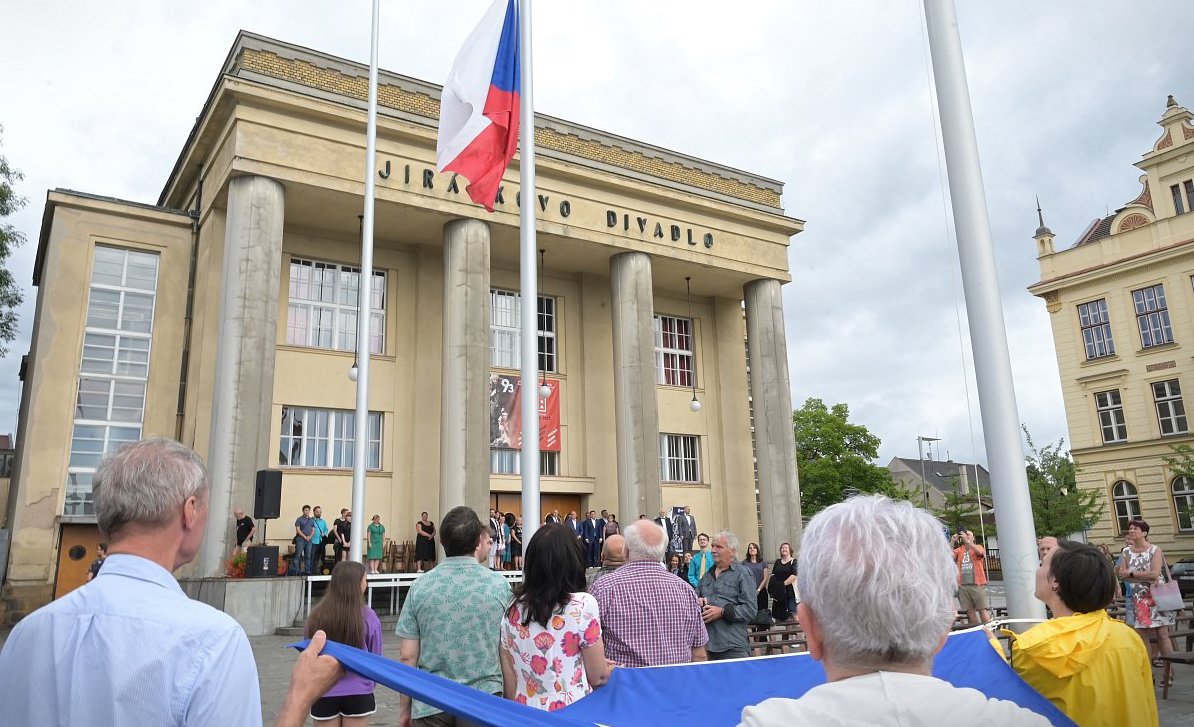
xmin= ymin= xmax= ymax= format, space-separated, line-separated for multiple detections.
xmin=590 ymin=519 xmax=708 ymax=667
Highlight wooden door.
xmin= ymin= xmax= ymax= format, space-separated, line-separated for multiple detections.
xmin=490 ymin=493 xmax=582 ymax=523
xmin=53 ymin=524 xmax=104 ymax=599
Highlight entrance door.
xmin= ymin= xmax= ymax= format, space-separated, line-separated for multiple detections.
xmin=53 ymin=523 xmax=104 ymax=599
xmin=490 ymin=494 xmax=582 ymax=523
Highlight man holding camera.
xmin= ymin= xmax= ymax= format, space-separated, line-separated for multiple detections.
xmin=952 ymin=529 xmax=990 ymax=625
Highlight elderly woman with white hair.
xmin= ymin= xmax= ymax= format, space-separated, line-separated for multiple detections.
xmin=739 ymin=496 xmax=1050 ymax=726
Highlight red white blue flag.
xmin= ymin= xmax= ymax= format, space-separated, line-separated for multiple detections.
xmin=436 ymin=0 xmax=520 ymax=212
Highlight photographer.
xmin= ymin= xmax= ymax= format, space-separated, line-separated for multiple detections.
xmin=951 ymin=529 xmax=990 ymax=625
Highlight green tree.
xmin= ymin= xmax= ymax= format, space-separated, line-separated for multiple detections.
xmin=1163 ymin=444 xmax=1194 ymax=531
xmin=0 ymin=125 xmax=26 ymax=356
xmin=793 ymin=398 xmax=908 ymax=516
xmin=933 ymin=473 xmax=978 ymax=533
xmin=1024 ymin=426 xmax=1101 ymax=537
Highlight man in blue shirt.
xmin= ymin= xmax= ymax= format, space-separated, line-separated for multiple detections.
xmin=295 ymin=504 xmax=316 ymax=575
xmin=0 ymin=438 xmax=341 ymax=727
xmin=311 ymin=505 xmax=330 ymax=575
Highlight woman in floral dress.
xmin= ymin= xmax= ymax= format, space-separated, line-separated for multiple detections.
xmin=1116 ymin=518 xmax=1176 ymax=665
xmin=500 ymin=523 xmax=611 ymax=711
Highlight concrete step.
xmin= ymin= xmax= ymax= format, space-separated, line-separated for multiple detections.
xmin=276 ymin=625 xmax=305 ymax=637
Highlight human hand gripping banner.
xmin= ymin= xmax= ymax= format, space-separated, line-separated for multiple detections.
xmin=489 ymin=373 xmax=560 ymax=451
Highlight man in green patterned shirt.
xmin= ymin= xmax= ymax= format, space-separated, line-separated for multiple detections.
xmin=397 ymin=505 xmax=511 ymax=726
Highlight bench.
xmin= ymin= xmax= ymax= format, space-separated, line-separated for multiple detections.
xmin=748 ymin=622 xmax=807 ymax=656
xmin=1158 ymin=652 xmax=1194 ymax=700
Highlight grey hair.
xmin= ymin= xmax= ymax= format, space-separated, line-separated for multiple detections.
xmin=623 ymin=519 xmax=667 ymax=562
xmin=800 ymin=495 xmax=955 ymax=670
xmin=94 ymin=438 xmax=210 ymax=538
xmin=714 ymin=529 xmax=739 ymax=554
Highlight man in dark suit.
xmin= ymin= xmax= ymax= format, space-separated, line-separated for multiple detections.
xmin=565 ymin=510 xmax=581 ymax=539
xmin=654 ymin=509 xmax=676 ymax=554
xmin=678 ymin=506 xmax=697 ymax=552
xmin=545 ymin=509 xmax=562 ymax=524
xmin=580 ymin=510 xmax=605 ymax=567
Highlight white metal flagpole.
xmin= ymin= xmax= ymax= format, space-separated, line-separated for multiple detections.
xmin=518 ymin=0 xmax=541 ymax=546
xmin=350 ymin=0 xmax=381 ymax=563
xmin=922 ymin=0 xmax=1045 ymax=620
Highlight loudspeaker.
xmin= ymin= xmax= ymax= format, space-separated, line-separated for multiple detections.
xmin=254 ymin=469 xmax=282 ymax=520
xmin=247 ymin=545 xmax=279 ymax=579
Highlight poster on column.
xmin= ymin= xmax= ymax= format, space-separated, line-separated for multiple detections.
xmin=488 ymin=373 xmax=560 ymax=451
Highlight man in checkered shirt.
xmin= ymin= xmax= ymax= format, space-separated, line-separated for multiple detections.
xmin=590 ymin=518 xmax=708 ymax=667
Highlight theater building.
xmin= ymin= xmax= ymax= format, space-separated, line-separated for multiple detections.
xmin=1029 ymin=95 xmax=1194 ymax=559
xmin=1 ymin=32 xmax=802 ymax=619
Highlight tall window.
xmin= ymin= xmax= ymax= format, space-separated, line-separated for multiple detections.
xmin=1112 ymin=480 xmax=1141 ymax=534
xmin=1077 ymin=299 xmax=1115 ymax=359
xmin=1171 ymin=181 xmax=1194 ymax=215
xmin=1152 ymin=379 xmax=1188 ymax=436
xmin=490 ymin=450 xmax=559 ymax=476
xmin=1173 ymin=184 xmax=1187 ymax=215
xmin=1132 ymin=284 xmax=1173 ymax=348
xmin=279 ymin=406 xmax=382 ymax=469
xmin=660 ymin=434 xmax=700 ymax=483
xmin=654 ymin=315 xmax=694 ymax=386
xmin=489 ymin=290 xmax=557 ymax=372
xmin=1094 ymin=389 xmax=1128 ymax=443
xmin=1173 ymin=476 xmax=1194 ymax=533
xmin=66 ymin=246 xmax=159 ymax=516
xmin=287 ymin=258 xmax=386 ymax=354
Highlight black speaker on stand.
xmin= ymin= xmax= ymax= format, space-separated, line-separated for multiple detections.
xmin=251 ymin=469 xmax=283 ymax=578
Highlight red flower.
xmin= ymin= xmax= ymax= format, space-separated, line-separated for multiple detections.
xmin=533 ymin=631 xmax=555 ymax=653
xmin=530 ymin=655 xmax=548 ymax=675
xmin=561 ymin=630 xmax=582 ymax=656
xmin=515 ymin=694 xmax=528 ymax=705
xmin=583 ymin=618 xmax=601 ymax=645
xmin=552 ymin=656 xmax=563 ymax=674
xmin=548 ymin=700 xmax=567 ymax=712
xmin=508 ymin=608 xmax=521 ymax=626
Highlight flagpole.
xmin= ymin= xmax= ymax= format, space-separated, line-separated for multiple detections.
xmin=922 ymin=0 xmax=1044 ymax=620
xmin=518 ymin=0 xmax=541 ymax=546
xmin=350 ymin=0 xmax=380 ymax=564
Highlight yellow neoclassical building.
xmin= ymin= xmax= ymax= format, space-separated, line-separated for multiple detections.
xmin=1030 ymin=95 xmax=1194 ymax=560
xmin=0 ymin=32 xmax=803 ymax=619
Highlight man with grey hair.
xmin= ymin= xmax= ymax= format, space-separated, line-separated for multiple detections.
xmin=0 ymin=438 xmax=341 ymax=727
xmin=697 ymin=530 xmax=757 ymax=660
xmin=590 ymin=519 xmax=708 ymax=666
xmin=738 ymin=496 xmax=1050 ymax=726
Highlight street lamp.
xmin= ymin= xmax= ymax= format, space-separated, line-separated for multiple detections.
xmin=917 ymin=435 xmax=940 ymax=508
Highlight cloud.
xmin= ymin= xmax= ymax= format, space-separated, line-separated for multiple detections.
xmin=2 ymin=0 xmax=1191 ymax=476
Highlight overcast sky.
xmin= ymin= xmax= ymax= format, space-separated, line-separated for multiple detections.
xmin=3 ymin=1 xmax=1192 ymax=469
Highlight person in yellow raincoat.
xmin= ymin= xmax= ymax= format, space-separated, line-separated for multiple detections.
xmin=1012 ymin=539 xmax=1157 ymax=727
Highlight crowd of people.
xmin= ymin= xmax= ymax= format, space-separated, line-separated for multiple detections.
xmin=0 ymin=437 xmax=1177 ymax=727
xmin=280 ymin=507 xmax=439 ymax=577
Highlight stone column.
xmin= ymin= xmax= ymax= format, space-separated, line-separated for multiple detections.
xmin=201 ymin=175 xmax=285 ymax=576
xmin=610 ymin=252 xmax=661 ymax=520
xmin=744 ymin=278 xmax=802 ymax=557
xmin=440 ymin=219 xmax=491 ymax=521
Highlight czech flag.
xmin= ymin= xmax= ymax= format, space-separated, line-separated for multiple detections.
xmin=436 ymin=0 xmax=520 ymax=212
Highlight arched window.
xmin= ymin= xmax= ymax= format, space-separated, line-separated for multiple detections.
xmin=1112 ymin=480 xmax=1141 ymax=534
xmin=1173 ymin=476 xmax=1194 ymax=533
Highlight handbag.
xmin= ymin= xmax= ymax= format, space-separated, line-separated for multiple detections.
xmin=1152 ymin=560 xmax=1185 ymax=612
xmin=751 ymin=607 xmax=774 ymax=627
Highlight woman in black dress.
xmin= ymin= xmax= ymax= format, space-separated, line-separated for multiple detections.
xmin=511 ymin=516 xmax=524 ymax=570
xmin=414 ymin=511 xmax=436 ymax=573
xmin=768 ymin=542 xmax=798 ymax=622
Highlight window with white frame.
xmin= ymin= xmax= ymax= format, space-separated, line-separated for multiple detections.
xmin=1132 ymin=284 xmax=1174 ymax=349
xmin=279 ymin=406 xmax=382 ymax=469
xmin=1077 ymin=299 xmax=1115 ymax=359
xmin=1094 ymin=389 xmax=1127 ymax=444
xmin=286 ymin=258 xmax=386 ymax=354
xmin=1152 ymin=379 xmax=1188 ymax=436
xmin=66 ymin=246 xmax=159 ymax=516
xmin=489 ymin=449 xmax=559 ymax=476
xmin=654 ymin=315 xmax=693 ymax=387
xmin=489 ymin=289 xmax=557 ymax=372
xmin=660 ymin=434 xmax=700 ymax=483
xmin=1171 ymin=180 xmax=1193 ymax=215
xmin=1111 ymin=480 xmax=1141 ymax=534
xmin=1173 ymin=476 xmax=1194 ymax=532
